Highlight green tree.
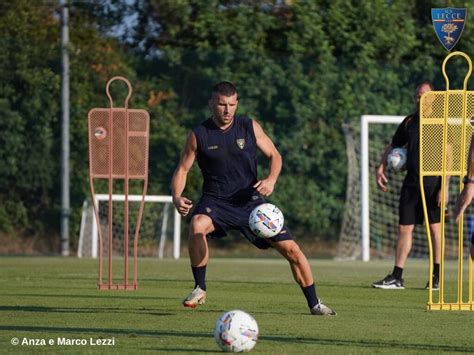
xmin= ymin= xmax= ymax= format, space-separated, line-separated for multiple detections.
xmin=115 ymin=0 xmax=474 ymax=238
xmin=0 ymin=1 xmax=60 ymax=235
xmin=4 ymin=0 xmax=474 ymax=250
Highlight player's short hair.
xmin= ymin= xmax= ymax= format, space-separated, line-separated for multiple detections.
xmin=417 ymin=81 xmax=435 ymax=90
xmin=212 ymin=81 xmax=238 ymax=97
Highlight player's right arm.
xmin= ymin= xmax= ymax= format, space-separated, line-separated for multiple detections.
xmin=375 ymin=143 xmax=393 ymax=192
xmin=454 ymin=139 xmax=474 ymax=221
xmin=376 ymin=117 xmax=409 ymax=192
xmin=171 ymin=132 xmax=197 ymax=216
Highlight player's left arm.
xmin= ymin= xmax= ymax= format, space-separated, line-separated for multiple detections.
xmin=252 ymin=120 xmax=282 ymax=197
xmin=438 ymin=143 xmax=452 ymax=207
xmin=455 ymin=139 xmax=474 ymax=221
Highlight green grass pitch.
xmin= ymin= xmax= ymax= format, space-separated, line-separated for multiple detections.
xmin=1 ymin=257 xmax=473 ymax=353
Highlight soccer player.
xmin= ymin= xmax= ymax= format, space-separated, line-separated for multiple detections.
xmin=171 ymin=81 xmax=336 ymax=315
xmin=372 ymin=81 xmax=448 ymax=290
xmin=454 ymin=139 xmax=474 ymax=260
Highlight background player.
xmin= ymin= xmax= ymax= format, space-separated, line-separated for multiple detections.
xmin=372 ymin=82 xmax=448 ymax=290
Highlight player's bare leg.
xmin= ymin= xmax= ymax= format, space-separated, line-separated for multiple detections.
xmin=429 ymin=223 xmax=441 ymax=264
xmin=270 ymin=239 xmax=336 ymax=315
xmin=425 ymin=222 xmax=441 ymax=290
xmin=270 ymin=239 xmax=313 ymax=286
xmin=395 ymin=224 xmax=414 ymax=268
xmin=188 ymin=214 xmax=214 ymax=267
xmin=183 ymin=214 xmax=215 ymax=308
xmin=373 ymin=224 xmax=414 ymax=289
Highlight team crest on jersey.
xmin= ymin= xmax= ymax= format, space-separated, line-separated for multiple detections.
xmin=236 ymin=139 xmax=245 ymax=149
xmin=205 ymin=207 xmax=212 ymax=214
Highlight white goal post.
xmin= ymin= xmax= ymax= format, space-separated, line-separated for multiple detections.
xmin=78 ymin=194 xmax=181 ymax=259
xmin=361 ymin=115 xmax=404 ymax=261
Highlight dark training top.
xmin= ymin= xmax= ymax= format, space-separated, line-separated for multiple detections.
xmin=392 ymin=111 xmax=438 ymax=186
xmin=192 ymin=116 xmax=258 ymax=202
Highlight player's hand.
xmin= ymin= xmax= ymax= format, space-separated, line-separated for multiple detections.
xmin=253 ymin=178 xmax=276 ymax=197
xmin=173 ymin=196 xmax=193 ymax=216
xmin=454 ymin=184 xmax=474 ymax=222
xmin=375 ymin=165 xmax=388 ymax=192
xmin=437 ymin=189 xmax=449 ymax=207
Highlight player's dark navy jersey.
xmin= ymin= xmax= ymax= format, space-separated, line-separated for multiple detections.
xmin=192 ymin=116 xmax=258 ymax=202
xmin=392 ymin=111 xmax=438 ymax=186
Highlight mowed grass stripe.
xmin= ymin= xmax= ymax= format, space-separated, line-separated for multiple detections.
xmin=0 ymin=257 xmax=473 ymax=353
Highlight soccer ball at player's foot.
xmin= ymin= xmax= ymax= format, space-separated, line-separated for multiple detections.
xmin=214 ymin=310 xmax=259 ymax=352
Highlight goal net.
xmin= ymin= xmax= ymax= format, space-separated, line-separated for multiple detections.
xmin=78 ymin=195 xmax=181 ymax=259
xmin=338 ymin=115 xmax=473 ymax=261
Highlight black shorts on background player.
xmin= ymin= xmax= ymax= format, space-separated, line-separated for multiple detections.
xmin=399 ymin=179 xmax=441 ymax=225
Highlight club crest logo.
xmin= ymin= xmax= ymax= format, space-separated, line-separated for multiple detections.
xmin=236 ymin=138 xmax=245 ymax=149
xmin=431 ymin=7 xmax=466 ymax=51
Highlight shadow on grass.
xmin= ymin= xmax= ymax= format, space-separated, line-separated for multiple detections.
xmin=0 ymin=325 xmax=211 ymax=339
xmin=0 ymin=305 xmax=174 ymax=316
xmin=0 ymin=325 xmax=472 ymax=352
xmin=260 ymin=334 xmax=474 ymax=352
xmin=1 ymin=293 xmax=175 ymax=300
xmin=143 ymin=348 xmax=221 ymax=353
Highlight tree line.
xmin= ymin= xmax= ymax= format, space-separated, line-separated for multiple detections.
xmin=1 ymin=0 xmax=473 ymax=251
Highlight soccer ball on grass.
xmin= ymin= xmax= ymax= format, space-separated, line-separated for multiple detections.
xmin=248 ymin=203 xmax=284 ymax=238
xmin=214 ymin=310 xmax=259 ymax=352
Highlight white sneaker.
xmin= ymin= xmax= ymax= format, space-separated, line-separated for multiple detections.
xmin=310 ymin=299 xmax=337 ymax=316
xmin=182 ymin=286 xmax=207 ymax=308
xmin=372 ymin=274 xmax=405 ymax=289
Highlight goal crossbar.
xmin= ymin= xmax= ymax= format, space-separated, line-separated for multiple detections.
xmin=91 ymin=194 xmax=181 ymax=259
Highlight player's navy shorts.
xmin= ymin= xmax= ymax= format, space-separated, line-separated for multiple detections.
xmin=191 ymin=194 xmax=293 ymax=249
xmin=399 ymin=182 xmax=441 ymax=225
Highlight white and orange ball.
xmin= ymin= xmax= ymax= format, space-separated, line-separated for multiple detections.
xmin=249 ymin=203 xmax=284 ymax=238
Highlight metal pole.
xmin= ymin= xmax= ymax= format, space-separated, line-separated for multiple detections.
xmin=158 ymin=203 xmax=170 ymax=259
xmin=173 ymin=208 xmax=181 ymax=259
xmin=60 ymin=0 xmax=70 ymax=256
xmin=360 ymin=115 xmax=370 ymax=262
xmin=360 ymin=115 xmax=405 ymax=261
